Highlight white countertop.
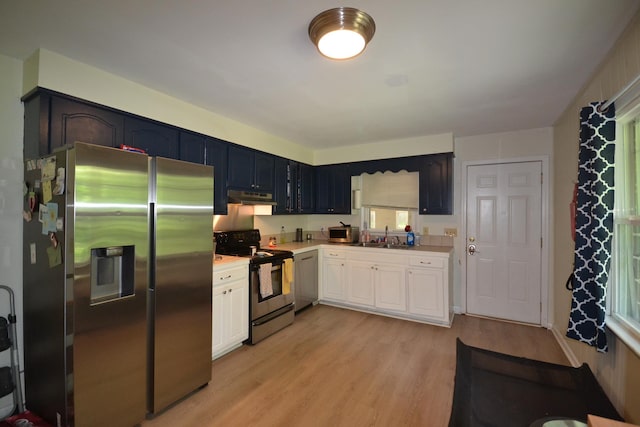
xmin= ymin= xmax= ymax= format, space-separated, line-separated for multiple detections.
xmin=273 ymin=240 xmax=453 ymax=255
xmin=212 ymin=254 xmax=250 ymax=269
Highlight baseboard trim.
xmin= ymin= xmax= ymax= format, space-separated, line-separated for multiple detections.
xmin=551 ymin=325 xmax=580 ymax=367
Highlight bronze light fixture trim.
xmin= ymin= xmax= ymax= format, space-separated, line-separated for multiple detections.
xmin=308 ymin=7 xmax=376 ymax=60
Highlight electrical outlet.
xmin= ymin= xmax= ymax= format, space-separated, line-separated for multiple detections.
xmin=422 ymin=226 xmax=429 ymax=235
xmin=444 ymin=227 xmax=458 ymax=237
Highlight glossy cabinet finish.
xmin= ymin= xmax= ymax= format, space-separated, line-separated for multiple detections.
xmin=274 ymin=160 xmax=315 ymax=215
xmin=298 ymin=163 xmax=315 ymax=213
xmin=227 ymin=145 xmax=274 ymax=193
xmin=22 ymin=90 xmax=453 ymax=215
xmin=179 ymin=131 xmax=229 ymax=214
xmin=315 ymin=164 xmax=351 ymax=214
xmin=124 ymin=116 xmax=179 ymax=159
xmin=212 ymin=263 xmax=249 ymax=359
xmin=418 ymin=153 xmax=453 ymax=215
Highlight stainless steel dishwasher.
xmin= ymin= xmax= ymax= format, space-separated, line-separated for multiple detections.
xmin=294 ymin=250 xmax=318 ymax=312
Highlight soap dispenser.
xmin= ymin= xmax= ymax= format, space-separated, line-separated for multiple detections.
xmin=405 ymin=225 xmax=415 ymax=246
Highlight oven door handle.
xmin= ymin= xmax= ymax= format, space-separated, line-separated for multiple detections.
xmin=250 ymin=261 xmax=285 ymax=272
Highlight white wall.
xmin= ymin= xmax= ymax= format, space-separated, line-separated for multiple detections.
xmin=447 ymin=127 xmax=554 ymax=313
xmin=0 ymin=53 xmax=24 ymax=415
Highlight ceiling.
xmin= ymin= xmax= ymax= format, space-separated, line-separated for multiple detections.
xmin=0 ymin=1 xmax=638 ymax=150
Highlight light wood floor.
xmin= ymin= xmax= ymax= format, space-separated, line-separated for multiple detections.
xmin=142 ymin=305 xmax=568 ymax=427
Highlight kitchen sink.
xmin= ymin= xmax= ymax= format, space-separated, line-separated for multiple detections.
xmin=350 ymin=242 xmax=385 ymax=248
xmin=350 ymin=242 xmax=413 ymax=250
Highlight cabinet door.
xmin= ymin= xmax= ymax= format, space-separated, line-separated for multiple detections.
xmin=227 ymin=145 xmax=255 ymax=191
xmin=331 ymin=164 xmax=351 ymax=214
xmin=23 ymin=93 xmax=51 ymax=158
xmin=419 ymin=153 xmax=453 ymax=215
xmin=298 ymin=163 xmax=315 ymax=213
xmin=323 ymin=258 xmax=346 ymax=301
xmin=314 ymin=165 xmax=332 ymax=213
xmin=227 ymin=280 xmax=248 ymax=345
xmin=375 ymin=264 xmax=406 ymax=312
xmin=205 ymin=138 xmax=229 ymax=215
xmin=50 ymin=96 xmax=124 ymax=152
xmin=347 ymin=261 xmax=375 ymax=306
xmin=315 ymin=164 xmax=351 ymax=213
xmin=254 ymin=152 xmax=274 ymax=193
xmin=407 ymin=267 xmax=445 ymax=319
xmin=179 ymin=132 xmax=228 ymax=215
xmin=124 ymin=116 xmax=179 ymax=159
xmin=179 ymin=131 xmax=206 ymax=164
xmin=273 ymin=157 xmax=290 ymax=214
xmin=212 ymin=285 xmax=227 ymax=358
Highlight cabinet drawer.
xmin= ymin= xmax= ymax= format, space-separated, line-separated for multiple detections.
xmin=213 ymin=267 xmax=248 ymax=286
xmin=409 ymin=256 xmax=445 ymax=269
xmin=323 ymin=250 xmax=346 ymax=259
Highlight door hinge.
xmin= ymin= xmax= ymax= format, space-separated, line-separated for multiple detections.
xmin=540 ymin=237 xmax=543 ymax=248
xmin=540 ymin=172 xmax=543 ymax=184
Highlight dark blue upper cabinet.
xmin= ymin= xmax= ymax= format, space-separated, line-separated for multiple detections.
xmin=418 ymin=153 xmax=453 ymax=215
xmin=179 ymin=131 xmax=229 ymax=215
xmin=273 ymin=157 xmax=291 ymax=214
xmin=124 ymin=116 xmax=179 ymax=159
xmin=314 ymin=164 xmax=350 ymax=214
xmin=298 ymin=163 xmax=315 ymax=214
xmin=227 ymin=145 xmax=274 ymax=193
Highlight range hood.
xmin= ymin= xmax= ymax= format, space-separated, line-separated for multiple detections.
xmin=227 ymin=189 xmax=277 ymax=206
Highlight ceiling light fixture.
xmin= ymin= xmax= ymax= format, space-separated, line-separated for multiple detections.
xmin=308 ymin=7 xmax=376 ymax=60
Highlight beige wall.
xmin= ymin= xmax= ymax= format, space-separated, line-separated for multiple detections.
xmin=553 ymin=11 xmax=640 ymax=423
xmin=0 ymin=53 xmax=25 ymax=411
xmin=24 ymin=49 xmax=315 ymax=164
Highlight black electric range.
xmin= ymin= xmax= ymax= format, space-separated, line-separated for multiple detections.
xmin=214 ymin=229 xmax=293 ymax=265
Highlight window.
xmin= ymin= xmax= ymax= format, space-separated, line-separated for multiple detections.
xmin=366 ymin=207 xmax=415 ymax=231
xmin=610 ymin=103 xmax=640 ymax=348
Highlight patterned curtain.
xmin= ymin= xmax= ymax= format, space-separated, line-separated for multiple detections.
xmin=566 ymin=101 xmax=615 ymax=352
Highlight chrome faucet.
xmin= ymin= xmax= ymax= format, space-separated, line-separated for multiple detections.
xmin=384 ymin=225 xmax=388 ymax=242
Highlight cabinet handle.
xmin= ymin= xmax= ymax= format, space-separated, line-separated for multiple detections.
xmin=420 ymin=261 xmax=432 ymax=265
xmin=223 ymin=290 xmax=227 ymax=294
xmin=220 ymin=274 xmax=232 ymax=280
xmin=228 ymin=288 xmax=233 ymax=293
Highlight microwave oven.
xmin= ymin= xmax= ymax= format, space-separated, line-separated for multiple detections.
xmin=328 ymin=226 xmax=359 ymax=243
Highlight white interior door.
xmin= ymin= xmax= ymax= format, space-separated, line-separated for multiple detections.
xmin=466 ymin=161 xmax=542 ymax=324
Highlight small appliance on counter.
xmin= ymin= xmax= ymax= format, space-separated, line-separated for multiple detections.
xmin=328 ymin=222 xmax=359 ymax=243
xmin=215 ymin=229 xmax=294 ymax=344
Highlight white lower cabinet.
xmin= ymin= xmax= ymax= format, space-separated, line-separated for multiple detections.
xmin=320 ymin=247 xmax=452 ymax=326
xmin=407 ymin=267 xmax=444 ymax=319
xmin=322 ymin=250 xmax=347 ymax=301
xmin=212 ymin=263 xmax=248 ymax=359
xmin=347 ymin=261 xmax=376 ymax=306
xmin=375 ymin=264 xmax=406 ymax=312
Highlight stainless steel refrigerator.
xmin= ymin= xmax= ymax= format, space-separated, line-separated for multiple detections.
xmin=22 ymin=143 xmax=213 ymax=427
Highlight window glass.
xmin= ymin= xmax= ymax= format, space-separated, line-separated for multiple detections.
xmin=366 ymin=207 xmax=415 ymax=231
xmin=612 ymin=113 xmax=640 ymax=334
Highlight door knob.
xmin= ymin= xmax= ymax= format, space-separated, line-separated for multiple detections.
xmin=467 ymin=244 xmax=478 ymax=255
